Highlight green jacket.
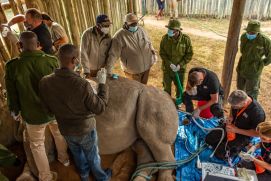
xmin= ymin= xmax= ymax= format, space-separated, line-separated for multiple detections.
xmin=159 ymin=33 xmax=193 ymax=73
xmin=5 ymin=50 xmax=58 ymax=125
xmin=237 ymin=33 xmax=271 ymax=79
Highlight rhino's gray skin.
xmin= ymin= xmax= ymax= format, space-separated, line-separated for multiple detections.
xmin=3 ymin=77 xmax=179 ymax=181
xmin=96 ymin=77 xmax=178 ymax=180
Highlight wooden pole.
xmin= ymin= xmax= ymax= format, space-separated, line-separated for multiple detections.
xmin=24 ymin=0 xmax=45 ymax=11
xmin=1 ymin=2 xmax=11 ymax=10
xmin=61 ymin=0 xmax=80 ymax=46
xmin=0 ymin=39 xmax=10 ymax=61
xmin=221 ymin=0 xmax=246 ymax=101
xmin=8 ymin=0 xmax=25 ymax=32
xmin=0 ymin=5 xmax=11 ymax=59
xmin=15 ymin=0 xmax=24 ymax=14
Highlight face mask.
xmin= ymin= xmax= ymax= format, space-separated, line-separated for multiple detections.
xmin=101 ymin=27 xmax=110 ymax=34
xmin=167 ymin=29 xmax=174 ymax=37
xmin=246 ymin=33 xmax=257 ymax=40
xmin=128 ymin=26 xmax=138 ymax=32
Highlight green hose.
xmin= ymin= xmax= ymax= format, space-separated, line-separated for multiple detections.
xmin=175 ymin=71 xmax=183 ymax=106
xmin=130 ymin=144 xmax=207 ymax=181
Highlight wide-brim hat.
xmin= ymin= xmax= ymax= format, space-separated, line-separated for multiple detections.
xmin=244 ymin=20 xmax=261 ymax=33
xmin=165 ymin=19 xmax=182 ymax=30
xmin=125 ymin=13 xmax=138 ymax=25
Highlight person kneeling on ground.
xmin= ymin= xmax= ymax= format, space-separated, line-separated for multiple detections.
xmin=238 ymin=121 xmax=271 ymax=181
xmin=205 ymin=90 xmax=265 ymax=160
xmin=183 ymin=67 xmax=224 ymax=118
xmin=39 ymin=44 xmax=111 ymax=181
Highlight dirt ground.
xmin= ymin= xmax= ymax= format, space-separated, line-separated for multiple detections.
xmin=2 ymin=16 xmax=271 ymax=181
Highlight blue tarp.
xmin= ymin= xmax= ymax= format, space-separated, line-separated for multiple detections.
xmin=174 ymin=111 xmax=260 ymax=181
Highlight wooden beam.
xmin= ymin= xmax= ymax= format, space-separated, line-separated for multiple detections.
xmin=1 ymin=2 xmax=11 ymax=10
xmin=15 ymin=0 xmax=24 ymax=14
xmin=0 ymin=5 xmax=11 ymax=60
xmin=61 ymin=0 xmax=80 ymax=46
xmin=221 ymin=0 xmax=246 ymax=101
xmin=8 ymin=0 xmax=25 ymax=32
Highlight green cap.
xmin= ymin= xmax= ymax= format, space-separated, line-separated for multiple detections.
xmin=165 ymin=19 xmax=182 ymax=30
xmin=245 ymin=20 xmax=261 ymax=33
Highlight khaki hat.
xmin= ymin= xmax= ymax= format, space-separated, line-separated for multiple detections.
xmin=125 ymin=13 xmax=138 ymax=25
xmin=245 ymin=20 xmax=261 ymax=33
xmin=165 ymin=19 xmax=182 ymax=30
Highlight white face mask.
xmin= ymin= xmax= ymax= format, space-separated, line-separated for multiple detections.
xmin=101 ymin=27 xmax=110 ymax=34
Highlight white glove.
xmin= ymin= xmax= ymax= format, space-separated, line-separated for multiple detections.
xmin=11 ymin=112 xmax=21 ymax=121
xmin=192 ymin=108 xmax=201 ymax=118
xmin=186 ymin=86 xmax=197 ymax=96
xmin=170 ymin=64 xmax=180 ymax=72
xmin=239 ymin=152 xmax=254 ymax=162
xmin=96 ymin=68 xmax=107 ymax=84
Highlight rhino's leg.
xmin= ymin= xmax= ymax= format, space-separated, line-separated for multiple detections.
xmin=144 ymin=141 xmax=175 ymax=181
xmin=132 ymin=139 xmax=156 ymax=181
xmin=136 ymin=88 xmax=178 ymax=181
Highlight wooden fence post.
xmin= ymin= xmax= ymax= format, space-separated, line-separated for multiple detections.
xmin=61 ymin=0 xmax=80 ymax=46
xmin=0 ymin=5 xmax=11 ymax=59
xmin=8 ymin=0 xmax=25 ymax=32
xmin=221 ymin=0 xmax=246 ymax=102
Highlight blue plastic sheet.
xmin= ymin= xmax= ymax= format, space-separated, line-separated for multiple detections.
xmin=174 ymin=111 xmax=260 ymax=181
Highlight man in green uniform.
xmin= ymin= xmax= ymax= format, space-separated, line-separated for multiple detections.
xmin=237 ymin=20 xmax=271 ymax=100
xmin=5 ymin=31 xmax=69 ymax=181
xmin=159 ymin=19 xmax=193 ymax=97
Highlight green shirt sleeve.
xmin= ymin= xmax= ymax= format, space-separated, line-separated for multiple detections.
xmin=159 ymin=35 xmax=170 ymax=70
xmin=181 ymin=36 xmax=193 ymax=65
xmin=5 ymin=60 xmax=20 ymax=115
xmin=263 ymin=36 xmax=271 ymax=66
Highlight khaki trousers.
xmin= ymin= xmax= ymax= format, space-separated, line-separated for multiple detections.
xmin=26 ymin=120 xmax=68 ymax=181
xmin=124 ymin=69 xmax=150 ymax=84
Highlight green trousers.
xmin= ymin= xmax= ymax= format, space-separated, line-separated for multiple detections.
xmin=163 ymin=70 xmax=185 ymax=97
xmin=237 ymin=73 xmax=260 ymax=100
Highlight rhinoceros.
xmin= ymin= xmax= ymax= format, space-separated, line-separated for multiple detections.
xmin=2 ymin=77 xmax=179 ymax=181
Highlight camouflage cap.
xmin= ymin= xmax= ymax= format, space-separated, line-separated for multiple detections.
xmin=245 ymin=20 xmax=261 ymax=33
xmin=165 ymin=19 xmax=182 ymax=30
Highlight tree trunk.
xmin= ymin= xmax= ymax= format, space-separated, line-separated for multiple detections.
xmin=221 ymin=0 xmax=246 ymax=102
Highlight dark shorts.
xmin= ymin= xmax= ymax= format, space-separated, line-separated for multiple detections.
xmin=156 ymin=0 xmax=165 ymax=10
